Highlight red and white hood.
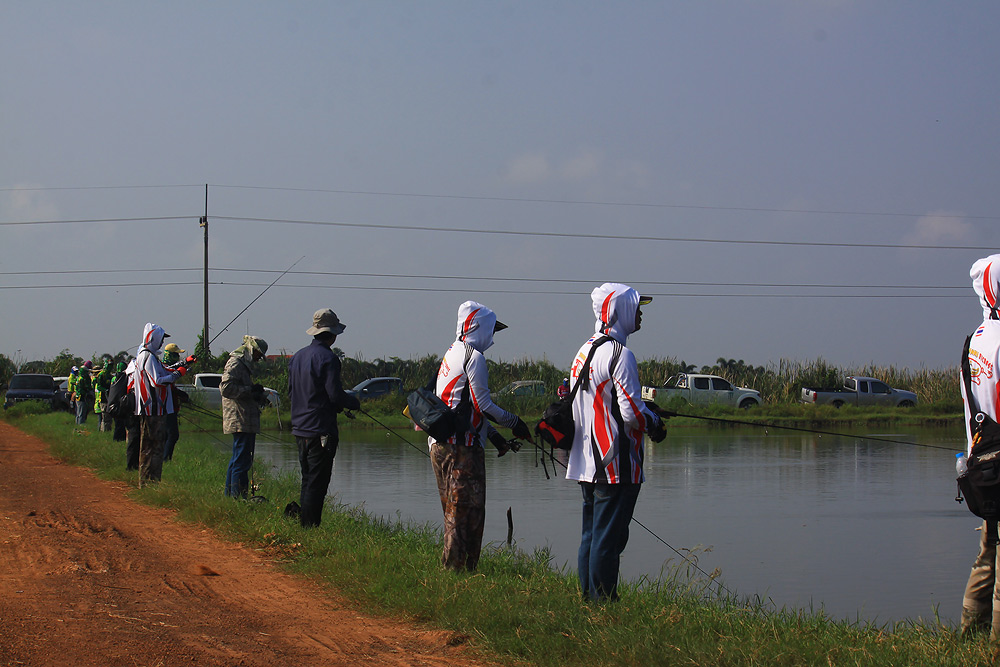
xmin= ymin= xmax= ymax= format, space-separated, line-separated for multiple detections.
xmin=140 ymin=322 xmax=168 ymax=354
xmin=455 ymin=301 xmax=499 ymax=353
xmin=971 ymin=254 xmax=1000 ymax=321
xmin=592 ymin=282 xmax=640 ymax=344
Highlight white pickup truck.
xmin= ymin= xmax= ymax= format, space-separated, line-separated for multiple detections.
xmin=800 ymin=376 xmax=917 ymax=408
xmin=179 ymin=373 xmax=280 ymax=409
xmin=642 ymin=373 xmax=762 ymax=409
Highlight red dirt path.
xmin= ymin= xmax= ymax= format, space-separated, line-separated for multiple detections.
xmin=0 ymin=420 xmax=492 ymax=667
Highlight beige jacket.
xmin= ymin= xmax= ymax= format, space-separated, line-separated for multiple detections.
xmin=221 ymin=352 xmax=260 ymax=434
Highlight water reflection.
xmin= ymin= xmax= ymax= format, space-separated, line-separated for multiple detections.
xmin=245 ymin=425 xmax=972 ymax=626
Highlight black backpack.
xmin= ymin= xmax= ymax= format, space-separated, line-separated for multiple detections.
xmin=104 ymin=371 xmax=135 ymax=418
xmin=534 ymin=336 xmax=610 ymax=450
xmin=957 ymin=333 xmax=1000 ymax=544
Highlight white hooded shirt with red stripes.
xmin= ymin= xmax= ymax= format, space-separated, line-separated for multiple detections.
xmin=432 ymin=301 xmax=519 ymax=448
xmin=565 ymin=283 xmax=657 ymax=485
xmin=963 ymin=255 xmax=1000 ymax=454
xmin=132 ymin=322 xmax=185 ymax=416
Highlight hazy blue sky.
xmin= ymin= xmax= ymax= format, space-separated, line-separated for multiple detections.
xmin=2 ymin=2 xmax=998 ymax=372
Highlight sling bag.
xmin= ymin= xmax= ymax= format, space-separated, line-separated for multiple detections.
xmin=534 ymin=336 xmax=611 ymax=450
xmin=406 ymin=344 xmax=475 ymax=444
xmin=957 ymin=332 xmax=1000 ymax=545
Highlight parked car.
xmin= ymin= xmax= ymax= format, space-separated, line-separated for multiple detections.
xmin=800 ymin=376 xmax=917 ymax=408
xmin=346 ymin=377 xmax=404 ymax=400
xmin=52 ymin=376 xmax=72 ymax=411
xmin=3 ymin=373 xmax=59 ymax=410
xmin=178 ymin=373 xmax=280 ymax=409
xmin=642 ymin=373 xmax=762 ymax=409
xmin=498 ymin=380 xmax=547 ymax=397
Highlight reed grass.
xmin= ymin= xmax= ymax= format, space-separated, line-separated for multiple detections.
xmin=2 ymin=406 xmax=993 ymax=666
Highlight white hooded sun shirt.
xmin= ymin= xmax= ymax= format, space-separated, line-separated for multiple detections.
xmin=962 ymin=255 xmax=1000 ymax=455
xmin=432 ymin=301 xmax=520 ymax=448
xmin=565 ymin=283 xmax=658 ymax=484
xmin=132 ymin=323 xmax=185 ymax=416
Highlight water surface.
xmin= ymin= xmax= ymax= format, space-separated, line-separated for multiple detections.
xmin=246 ymin=423 xmax=973 ymax=626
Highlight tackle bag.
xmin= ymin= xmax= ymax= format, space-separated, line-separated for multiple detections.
xmin=957 ymin=333 xmax=1000 ymax=545
xmin=405 ymin=345 xmax=473 ymax=443
xmin=535 ymin=336 xmax=610 ymax=450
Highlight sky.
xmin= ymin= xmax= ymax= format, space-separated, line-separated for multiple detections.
xmin=2 ymin=1 xmax=999 ymax=372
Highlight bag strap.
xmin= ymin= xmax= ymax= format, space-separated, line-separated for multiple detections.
xmin=568 ymin=336 xmax=611 ymax=401
xmin=962 ymin=333 xmax=976 ymax=414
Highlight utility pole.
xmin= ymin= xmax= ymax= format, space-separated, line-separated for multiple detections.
xmin=200 ymin=184 xmax=210 ymax=357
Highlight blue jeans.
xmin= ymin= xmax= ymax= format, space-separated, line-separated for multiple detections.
xmin=578 ymin=481 xmax=641 ymax=601
xmin=75 ymin=398 xmax=90 ymax=424
xmin=225 ymin=432 xmax=257 ymax=498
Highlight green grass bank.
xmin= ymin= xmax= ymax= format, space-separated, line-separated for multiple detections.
xmin=1 ymin=404 xmax=991 ymax=667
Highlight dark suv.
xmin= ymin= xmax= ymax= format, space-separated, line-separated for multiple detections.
xmin=3 ymin=373 xmax=58 ymax=410
xmin=347 ymin=377 xmax=404 ymax=401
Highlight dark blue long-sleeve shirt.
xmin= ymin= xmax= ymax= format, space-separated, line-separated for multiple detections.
xmin=288 ymin=339 xmax=360 ymax=438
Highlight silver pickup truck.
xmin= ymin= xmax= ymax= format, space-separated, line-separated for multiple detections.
xmin=642 ymin=373 xmax=762 ymax=409
xmin=800 ymin=376 xmax=917 ymax=408
xmin=179 ymin=373 xmax=280 ymax=409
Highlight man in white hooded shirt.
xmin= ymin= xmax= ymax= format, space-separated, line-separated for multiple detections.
xmin=960 ymin=254 xmax=1000 ymax=639
xmin=132 ymin=323 xmax=195 ymax=487
xmin=430 ymin=301 xmax=533 ymax=571
xmin=566 ymin=283 xmax=666 ymax=601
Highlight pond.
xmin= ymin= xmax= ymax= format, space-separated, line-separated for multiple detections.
xmin=242 ymin=422 xmax=973 ymax=627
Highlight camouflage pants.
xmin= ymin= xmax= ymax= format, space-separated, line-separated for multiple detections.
xmin=431 ymin=442 xmax=486 ymax=571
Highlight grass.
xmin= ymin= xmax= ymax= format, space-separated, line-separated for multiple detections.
xmin=2 ymin=403 xmax=994 ymax=666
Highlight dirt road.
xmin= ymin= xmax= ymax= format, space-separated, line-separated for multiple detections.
xmin=0 ymin=420 xmax=488 ymax=667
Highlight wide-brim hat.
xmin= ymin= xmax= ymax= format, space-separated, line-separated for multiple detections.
xmin=306 ymin=308 xmax=346 ymax=336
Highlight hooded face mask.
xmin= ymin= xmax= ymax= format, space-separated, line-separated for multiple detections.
xmin=591 ymin=282 xmax=643 ymax=344
xmin=141 ymin=323 xmax=168 ymax=354
xmin=232 ymin=335 xmax=269 ymax=363
xmin=971 ymin=254 xmax=1000 ymax=321
xmin=455 ymin=301 xmax=502 ymax=353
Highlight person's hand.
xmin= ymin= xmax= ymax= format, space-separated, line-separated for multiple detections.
xmin=488 ymin=430 xmax=511 ymax=457
xmin=185 ymin=355 xmax=198 ymax=365
xmin=511 ymin=417 xmax=535 ymax=444
xmin=176 ymin=366 xmax=188 ymax=377
xmin=646 ymin=413 xmax=667 ymax=443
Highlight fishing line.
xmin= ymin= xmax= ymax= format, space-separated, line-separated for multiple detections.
xmin=353 ymin=407 xmax=730 ymax=597
xmin=175 ymin=405 xmax=270 ymax=500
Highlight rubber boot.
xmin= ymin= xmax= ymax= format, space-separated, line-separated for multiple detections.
xmin=991 ymin=609 xmax=1000 ymax=643
xmin=962 ymin=606 xmax=989 ymax=639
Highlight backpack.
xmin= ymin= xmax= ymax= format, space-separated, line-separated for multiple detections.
xmin=534 ymin=336 xmax=610 ymax=450
xmin=105 ymin=371 xmax=135 ymax=419
xmin=405 ymin=345 xmax=474 ymax=444
xmin=957 ymin=333 xmax=1000 ymax=545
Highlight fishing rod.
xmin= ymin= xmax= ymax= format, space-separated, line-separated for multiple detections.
xmin=208 ymin=255 xmax=305 ymax=346
xmin=109 ymin=257 xmax=304 ymax=359
xmin=661 ymin=410 xmax=958 ymax=451
xmin=352 ymin=406 xmax=731 ymax=598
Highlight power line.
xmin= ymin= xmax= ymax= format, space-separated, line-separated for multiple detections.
xmin=0 ymin=266 xmax=968 ymax=291
xmin=0 ymin=212 xmax=988 ymax=250
xmin=0 ymin=281 xmax=965 ymax=298
xmin=0 ymin=185 xmax=201 ymax=192
xmin=215 ymin=216 xmax=987 ymax=251
xmin=5 ymin=181 xmax=998 ymax=222
xmin=0 ymin=216 xmax=192 ymax=226
xmin=209 ymin=183 xmax=1000 ymax=222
